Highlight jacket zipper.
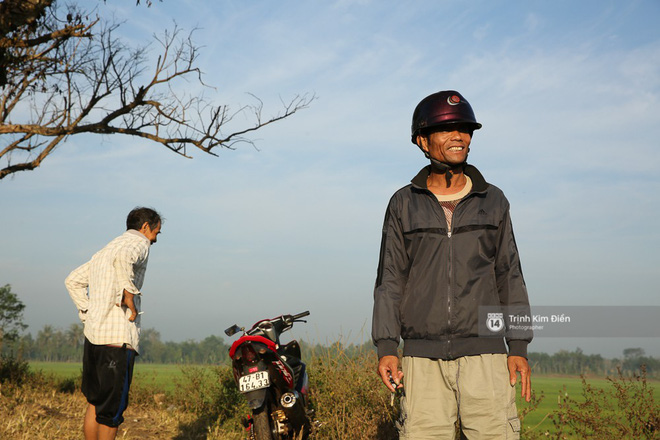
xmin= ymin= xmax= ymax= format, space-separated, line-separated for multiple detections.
xmin=417 ymin=170 xmax=487 ymax=359
xmin=429 ymin=189 xmax=455 ymax=359
xmin=447 ymin=195 xmax=470 ymax=359
xmin=447 ymin=207 xmax=454 ymax=359
xmin=429 ymin=189 xmax=471 ymax=360
xmin=447 ymin=230 xmax=452 ymax=359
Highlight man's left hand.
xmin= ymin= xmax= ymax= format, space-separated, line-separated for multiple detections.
xmin=507 ymin=355 xmax=531 ymax=402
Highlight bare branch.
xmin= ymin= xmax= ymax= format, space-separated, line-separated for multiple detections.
xmin=0 ymin=2 xmax=313 ymax=180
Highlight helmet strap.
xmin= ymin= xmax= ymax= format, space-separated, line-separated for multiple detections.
xmin=423 ymin=151 xmax=464 ymax=188
xmin=445 ymin=169 xmax=454 ymax=187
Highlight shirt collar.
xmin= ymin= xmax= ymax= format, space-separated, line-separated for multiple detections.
xmin=126 ymin=229 xmax=151 ymax=244
xmin=411 ymin=163 xmax=489 ymax=193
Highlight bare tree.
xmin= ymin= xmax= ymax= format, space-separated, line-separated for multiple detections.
xmin=0 ymin=0 xmax=313 ymax=180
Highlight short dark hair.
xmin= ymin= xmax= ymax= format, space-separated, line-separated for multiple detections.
xmin=126 ymin=207 xmax=162 ymax=231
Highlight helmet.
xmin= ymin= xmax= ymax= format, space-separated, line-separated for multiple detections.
xmin=411 ymin=90 xmax=482 ymax=143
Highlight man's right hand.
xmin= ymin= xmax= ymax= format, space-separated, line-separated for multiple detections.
xmin=117 ymin=289 xmax=138 ymax=322
xmin=378 ymin=355 xmax=404 ymax=392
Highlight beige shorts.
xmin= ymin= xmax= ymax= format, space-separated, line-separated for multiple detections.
xmin=398 ymin=354 xmax=520 ymax=440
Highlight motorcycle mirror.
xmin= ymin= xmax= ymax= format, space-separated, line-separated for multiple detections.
xmin=224 ymin=324 xmax=241 ymax=337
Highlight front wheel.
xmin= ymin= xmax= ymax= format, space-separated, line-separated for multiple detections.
xmin=252 ymin=405 xmax=274 ymax=440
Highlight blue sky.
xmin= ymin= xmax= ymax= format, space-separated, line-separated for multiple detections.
xmin=2 ymin=0 xmax=659 ymax=358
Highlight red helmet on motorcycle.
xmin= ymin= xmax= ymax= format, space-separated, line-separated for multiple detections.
xmin=411 ymin=90 xmax=482 ymax=144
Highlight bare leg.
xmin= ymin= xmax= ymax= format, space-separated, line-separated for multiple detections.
xmin=98 ymin=424 xmax=119 ymax=440
xmin=84 ymin=404 xmax=98 ymax=440
xmin=84 ymin=404 xmax=118 ymax=440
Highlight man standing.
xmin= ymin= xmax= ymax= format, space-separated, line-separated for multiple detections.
xmin=66 ymin=207 xmax=162 ymax=440
xmin=372 ymin=91 xmax=532 ymax=439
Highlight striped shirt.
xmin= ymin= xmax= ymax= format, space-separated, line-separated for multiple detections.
xmin=65 ymin=230 xmax=151 ymax=353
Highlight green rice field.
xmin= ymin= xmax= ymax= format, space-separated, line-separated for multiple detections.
xmin=29 ymin=361 xmax=186 ymax=392
xmin=516 ymin=374 xmax=658 ymax=435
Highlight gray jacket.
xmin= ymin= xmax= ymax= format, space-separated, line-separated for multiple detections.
xmin=372 ymin=164 xmax=532 ymax=360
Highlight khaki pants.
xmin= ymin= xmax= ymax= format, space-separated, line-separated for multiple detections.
xmin=398 ymin=354 xmax=520 ymax=440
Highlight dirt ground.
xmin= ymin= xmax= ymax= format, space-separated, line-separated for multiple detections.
xmin=0 ymin=384 xmax=235 ymax=440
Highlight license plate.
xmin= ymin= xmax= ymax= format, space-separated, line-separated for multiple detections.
xmin=239 ymin=371 xmax=270 ymax=392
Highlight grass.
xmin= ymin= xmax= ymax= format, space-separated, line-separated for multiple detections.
xmin=28 ymin=361 xmax=81 ymax=379
xmin=16 ymin=359 xmax=658 ymax=439
xmin=517 ymin=374 xmax=659 ymax=438
xmin=517 ymin=375 xmax=613 ymax=433
xmin=29 ymin=361 xmax=194 ymax=392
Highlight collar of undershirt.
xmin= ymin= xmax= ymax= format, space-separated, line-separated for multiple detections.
xmin=433 ymin=176 xmax=472 ymax=202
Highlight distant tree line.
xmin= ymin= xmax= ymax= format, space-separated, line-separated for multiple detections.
xmin=0 ymin=323 xmax=377 ymax=366
xmin=3 ymin=285 xmax=656 ymax=374
xmin=1 ymin=324 xmax=232 ymax=364
xmin=528 ymin=347 xmax=659 ymax=377
xmin=1 ymin=322 xmax=658 ymax=378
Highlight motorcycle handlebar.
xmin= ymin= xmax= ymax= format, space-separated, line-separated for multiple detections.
xmin=246 ymin=311 xmax=310 ymax=335
xmin=292 ymin=311 xmax=310 ymax=320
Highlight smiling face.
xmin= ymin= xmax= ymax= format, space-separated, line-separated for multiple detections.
xmin=418 ymin=125 xmax=473 ymax=166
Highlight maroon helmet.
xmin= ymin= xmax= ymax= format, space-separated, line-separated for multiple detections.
xmin=411 ymin=90 xmax=482 ymax=143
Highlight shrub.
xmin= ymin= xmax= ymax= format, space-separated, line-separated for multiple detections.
xmin=173 ymin=365 xmax=247 ymax=438
xmin=56 ymin=376 xmax=78 ymax=394
xmin=0 ymin=354 xmax=30 ymax=385
xmin=174 ymin=352 xmax=659 ymax=440
xmin=307 ymin=342 xmax=399 ymax=440
xmin=548 ymin=366 xmax=658 ymax=439
xmin=175 ymin=344 xmax=400 ymax=440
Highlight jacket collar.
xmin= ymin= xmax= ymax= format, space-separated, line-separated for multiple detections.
xmin=411 ymin=164 xmax=489 ymax=193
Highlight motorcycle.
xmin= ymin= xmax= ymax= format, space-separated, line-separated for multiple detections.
xmin=225 ymin=311 xmax=313 ymax=440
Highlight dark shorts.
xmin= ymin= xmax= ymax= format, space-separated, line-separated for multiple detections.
xmin=82 ymin=338 xmax=136 ymax=427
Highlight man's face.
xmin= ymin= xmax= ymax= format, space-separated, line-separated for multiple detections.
xmin=418 ymin=125 xmax=472 ymax=166
xmin=140 ymin=222 xmax=161 ymax=244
